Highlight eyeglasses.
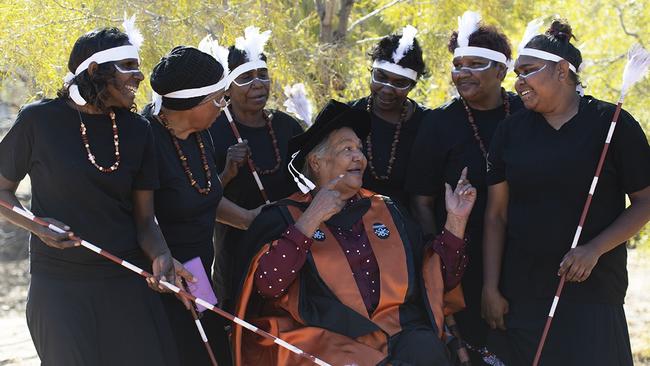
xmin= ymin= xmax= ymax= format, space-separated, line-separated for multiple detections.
xmin=451 ymin=60 xmax=493 ymax=74
xmin=370 ymin=70 xmax=414 ymax=90
xmin=114 ymin=63 xmax=142 ymax=74
xmin=232 ymin=69 xmax=271 ymax=87
xmin=515 ymin=64 xmax=548 ymax=80
xmin=198 ymin=93 xmax=227 ymax=109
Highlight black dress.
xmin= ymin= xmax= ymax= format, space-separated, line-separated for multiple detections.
xmin=350 ymin=97 xmax=429 ymax=209
xmin=143 ymin=106 xmax=231 ymax=366
xmin=208 ymin=110 xmax=303 ymax=310
xmin=405 ymin=93 xmax=523 ymax=360
xmin=486 ymin=96 xmax=650 ymax=366
xmin=0 ymin=99 xmax=179 ymax=366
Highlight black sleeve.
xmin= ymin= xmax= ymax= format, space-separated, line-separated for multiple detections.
xmin=405 ymin=110 xmax=445 ymax=196
xmin=0 ymin=107 xmax=34 ymax=182
xmin=611 ymin=109 xmax=650 ymax=194
xmin=133 ymin=121 xmax=160 ymax=190
xmin=486 ymin=117 xmax=508 ymax=185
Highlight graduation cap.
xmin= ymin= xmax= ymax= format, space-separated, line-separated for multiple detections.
xmin=287 ymin=99 xmax=370 ymax=193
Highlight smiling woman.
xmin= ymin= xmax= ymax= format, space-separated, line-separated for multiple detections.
xmin=0 ymin=24 xmax=182 ymax=365
xmin=405 ymin=11 xmax=524 ymax=364
xmin=483 ymin=18 xmax=650 ymax=366
xmin=231 ymin=100 xmax=477 ymax=366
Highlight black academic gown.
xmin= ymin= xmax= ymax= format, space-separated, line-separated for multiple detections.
xmin=232 ymin=190 xmax=465 ymax=366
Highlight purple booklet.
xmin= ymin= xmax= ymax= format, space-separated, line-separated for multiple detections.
xmin=182 ymin=257 xmax=218 ymax=312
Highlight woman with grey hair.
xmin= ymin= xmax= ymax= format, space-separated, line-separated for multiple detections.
xmin=231 ymin=100 xmax=477 ymax=366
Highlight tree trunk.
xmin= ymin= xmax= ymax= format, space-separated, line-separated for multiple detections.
xmin=334 ymin=0 xmax=354 ymax=42
xmin=317 ymin=0 xmax=337 ymax=43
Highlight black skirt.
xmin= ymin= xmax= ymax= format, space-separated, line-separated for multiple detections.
xmin=26 ymin=273 xmax=180 ymax=366
xmin=487 ymin=298 xmax=632 ymax=366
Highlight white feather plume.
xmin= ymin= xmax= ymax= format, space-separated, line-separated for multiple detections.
xmin=457 ymin=11 xmax=481 ymax=48
xmin=283 ymin=83 xmax=313 ymax=126
xmin=620 ymin=44 xmax=650 ymax=98
xmin=518 ymin=17 xmax=544 ymax=53
xmin=235 ymin=26 xmax=271 ymax=62
xmin=392 ymin=25 xmax=418 ymax=64
xmin=122 ymin=13 xmax=143 ymax=50
xmin=198 ymin=34 xmax=230 ymax=75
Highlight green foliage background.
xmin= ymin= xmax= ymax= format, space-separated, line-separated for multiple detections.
xmin=0 ymin=0 xmax=648 ymax=238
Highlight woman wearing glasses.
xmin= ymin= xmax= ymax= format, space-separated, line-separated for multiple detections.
xmin=406 ymin=12 xmax=523 ymax=364
xmin=0 ymin=26 xmax=182 ymax=365
xmin=142 ymin=46 xmax=260 ymax=366
xmin=484 ymin=19 xmax=649 ymax=365
xmin=209 ymin=29 xmax=303 ymax=311
xmin=349 ymin=25 xmax=429 ymax=210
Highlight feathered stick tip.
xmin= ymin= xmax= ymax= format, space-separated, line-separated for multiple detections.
xmin=283 ymin=83 xmax=313 ymax=126
xmin=620 ymin=44 xmax=650 ymax=98
xmin=456 ymin=11 xmax=481 ymax=48
xmin=392 ymin=25 xmax=418 ymax=64
xmin=518 ymin=17 xmax=544 ymax=53
xmin=235 ymin=26 xmax=272 ymax=62
xmin=122 ymin=13 xmax=144 ymax=50
xmin=198 ymin=34 xmax=231 ymax=75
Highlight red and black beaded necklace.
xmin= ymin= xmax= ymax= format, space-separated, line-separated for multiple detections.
xmin=365 ymin=96 xmax=409 ymax=181
xmin=157 ymin=115 xmax=212 ymax=195
xmin=459 ymin=88 xmax=510 ymax=162
xmin=236 ymin=110 xmax=282 ymax=176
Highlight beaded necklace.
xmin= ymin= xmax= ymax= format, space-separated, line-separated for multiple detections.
xmin=459 ymin=88 xmax=510 ymax=162
xmin=241 ymin=110 xmax=282 ymax=176
xmin=78 ymin=110 xmax=120 ymax=173
xmin=365 ymin=96 xmax=409 ymax=181
xmin=158 ymin=116 xmax=212 ymax=195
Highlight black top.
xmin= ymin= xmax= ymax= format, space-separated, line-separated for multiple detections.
xmin=142 ymin=106 xmax=223 ymax=274
xmin=487 ymin=96 xmax=650 ymax=304
xmin=406 ymin=94 xmax=524 ymax=240
xmin=209 ymin=110 xmax=303 ymax=302
xmin=350 ymin=97 xmax=429 ymax=208
xmin=209 ymin=110 xmax=303 ymax=207
xmin=0 ymin=99 xmax=159 ymax=279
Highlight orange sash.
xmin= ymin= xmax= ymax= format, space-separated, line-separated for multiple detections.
xmin=232 ymin=190 xmax=464 ymax=365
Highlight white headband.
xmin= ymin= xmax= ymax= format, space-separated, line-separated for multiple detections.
xmin=518 ymin=48 xmax=578 ymax=73
xmin=64 ymin=45 xmax=140 ymax=106
xmin=454 ymin=46 xmax=509 ymax=65
xmin=372 ymin=60 xmax=418 ymax=81
xmin=151 ymin=76 xmax=227 ymax=115
xmin=225 ymin=59 xmax=268 ymax=89
xmin=73 ymin=45 xmax=140 ymax=76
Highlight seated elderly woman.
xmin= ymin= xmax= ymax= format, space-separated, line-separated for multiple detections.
xmin=232 ymin=100 xmax=476 ymax=366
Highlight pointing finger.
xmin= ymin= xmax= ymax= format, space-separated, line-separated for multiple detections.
xmin=459 ymin=167 xmax=468 ymax=183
